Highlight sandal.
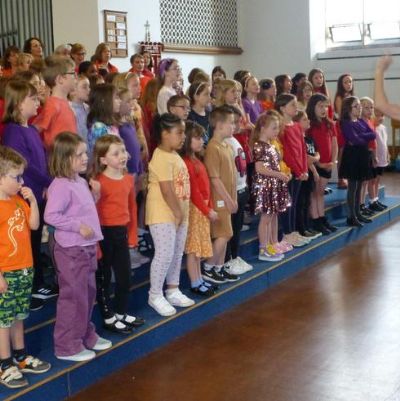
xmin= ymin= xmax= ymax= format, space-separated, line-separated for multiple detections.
xmin=103 ymin=319 xmax=133 ymax=334
xmin=119 ymin=314 xmax=145 ymax=328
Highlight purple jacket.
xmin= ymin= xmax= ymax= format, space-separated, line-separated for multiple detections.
xmin=242 ymin=98 xmax=263 ymax=124
xmin=341 ymin=119 xmax=376 ymax=146
xmin=119 ymin=122 xmax=143 ymax=175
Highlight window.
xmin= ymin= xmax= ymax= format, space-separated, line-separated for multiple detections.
xmin=326 ymin=0 xmax=400 ymax=48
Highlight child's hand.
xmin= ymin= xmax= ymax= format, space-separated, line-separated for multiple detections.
xmin=227 ymin=199 xmax=238 ymax=214
xmin=79 ymin=224 xmax=94 ymax=239
xmin=313 ymin=172 xmax=320 ymax=183
xmin=89 ymin=179 xmax=101 ymax=200
xmin=174 ymin=210 xmax=184 ymax=226
xmin=0 ymin=274 xmax=8 ymax=294
xmin=278 ymin=172 xmax=290 ymax=183
xmin=20 ymin=187 xmax=37 ymax=204
xmin=208 ymin=209 xmax=219 ymax=222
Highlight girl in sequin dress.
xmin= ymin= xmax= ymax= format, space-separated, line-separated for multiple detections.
xmin=250 ymin=110 xmax=291 ymax=262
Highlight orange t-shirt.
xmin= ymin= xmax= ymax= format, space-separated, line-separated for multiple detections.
xmin=33 ymin=96 xmax=77 ymax=149
xmin=96 ymin=173 xmax=138 ymax=247
xmin=0 ymin=195 xmax=32 ymax=272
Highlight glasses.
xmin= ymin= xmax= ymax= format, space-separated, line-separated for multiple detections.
xmin=7 ymin=174 xmax=24 ymax=183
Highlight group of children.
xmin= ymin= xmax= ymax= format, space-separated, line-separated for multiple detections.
xmin=0 ymin=41 xmax=390 ymax=390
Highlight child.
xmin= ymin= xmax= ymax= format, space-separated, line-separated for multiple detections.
xmin=203 ymin=106 xmax=239 ymax=284
xmin=339 ymin=97 xmax=376 ymax=226
xmin=91 ymin=135 xmax=145 ymax=333
xmin=69 ymin=74 xmax=90 ymax=143
xmin=2 ymin=80 xmax=53 ymax=311
xmin=187 ymin=82 xmax=212 ymax=145
xmin=0 ymin=146 xmax=50 ymax=389
xmin=241 ymin=75 xmax=263 ymax=124
xmin=276 ymin=94 xmax=309 ymax=247
xmin=44 ymin=132 xmax=111 ymax=361
xmin=275 ymin=74 xmax=292 ymax=97
xmin=156 ymin=58 xmax=180 ymax=114
xmin=167 ymin=94 xmax=191 ymax=120
xmin=250 ymin=110 xmax=290 ymax=261
xmin=146 ymin=113 xmax=194 ymax=316
xmin=87 ymin=84 xmax=121 ymax=154
xmin=371 ymin=108 xmax=389 ymax=210
xmin=306 ymin=94 xmax=338 ymax=234
xmin=33 ymin=56 xmax=77 ymax=149
xmin=296 ymin=80 xmax=313 ymax=111
xmin=258 ymin=79 xmax=276 ymax=111
xmin=308 ymin=68 xmax=333 ymax=119
xmin=181 ymin=121 xmax=218 ymax=296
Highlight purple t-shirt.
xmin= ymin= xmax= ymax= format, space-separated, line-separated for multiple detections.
xmin=2 ymin=123 xmax=51 ymax=204
xmin=119 ymin=122 xmax=143 ymax=175
xmin=242 ymin=98 xmax=263 ymax=124
xmin=341 ymin=119 xmax=376 ymax=146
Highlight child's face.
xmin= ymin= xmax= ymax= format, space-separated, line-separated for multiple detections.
xmin=61 ymin=68 xmax=77 ymax=94
xmin=100 ymin=143 xmax=128 ymax=171
xmin=8 ymin=51 xmax=19 ymax=67
xmin=281 ymin=99 xmax=298 ymax=118
xmin=163 ymin=123 xmax=186 ymax=150
xmin=165 ymin=61 xmax=181 ymax=83
xmin=224 ymin=87 xmax=238 ymax=105
xmin=374 ymin=109 xmax=385 ymax=124
xmin=265 ymin=83 xmax=277 ymax=98
xmin=283 ymin=77 xmax=292 ymax=93
xmin=260 ymin=119 xmax=280 ymax=140
xmin=0 ymin=166 xmax=24 ymax=198
xmin=190 ymin=135 xmax=204 ymax=153
xmin=311 ymin=72 xmax=324 ymax=88
xmin=299 ymin=115 xmax=310 ymax=131
xmin=303 ymin=86 xmax=313 ymax=102
xmin=19 ymin=93 xmax=39 ymax=121
xmin=315 ymin=100 xmax=329 ymax=120
xmin=195 ymin=86 xmax=211 ymax=108
xmin=127 ymin=76 xmax=141 ymax=100
xmin=350 ymin=99 xmax=362 ymax=120
xmin=170 ymin=99 xmax=190 ymax=120
xmin=113 ymin=93 xmax=122 ymax=114
xmin=233 ymin=114 xmax=241 ymax=132
xmin=218 ymin=114 xmax=235 ymax=138
xmin=71 ymin=142 xmax=88 ymax=174
xmin=119 ymin=93 xmax=133 ymax=117
xmin=361 ymin=101 xmax=374 ymax=120
xmin=19 ymin=57 xmax=32 ymax=71
xmin=29 ymin=74 xmax=46 ymax=103
xmin=74 ymin=78 xmax=90 ymax=103
xmin=212 ymin=71 xmax=225 ymax=82
xmin=342 ymin=76 xmax=353 ymax=93
xmin=246 ymin=78 xmax=260 ymax=96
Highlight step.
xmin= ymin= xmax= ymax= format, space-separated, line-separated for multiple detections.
xmin=2 ymin=191 xmax=398 ymax=401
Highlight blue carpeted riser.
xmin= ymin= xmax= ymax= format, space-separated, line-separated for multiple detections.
xmin=2 ymin=192 xmax=399 ymax=401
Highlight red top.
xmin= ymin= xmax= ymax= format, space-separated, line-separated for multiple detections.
xmin=96 ymin=173 xmax=137 ymax=247
xmin=142 ymin=69 xmax=155 ymax=79
xmin=94 ymin=60 xmax=118 ymax=74
xmin=308 ymin=120 xmax=337 ymax=163
xmin=281 ymin=122 xmax=308 ymax=178
xmin=183 ymin=156 xmax=213 ymax=217
xmin=366 ymin=119 xmax=377 ymax=150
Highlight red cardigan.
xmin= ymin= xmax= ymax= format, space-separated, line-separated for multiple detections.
xmin=183 ymin=156 xmax=213 ymax=217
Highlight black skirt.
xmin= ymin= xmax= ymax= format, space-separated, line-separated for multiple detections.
xmin=339 ymin=144 xmax=375 ymax=181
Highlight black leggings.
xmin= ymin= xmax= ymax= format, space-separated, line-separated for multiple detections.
xmin=347 ymin=179 xmax=362 ymax=219
xmin=96 ymin=226 xmax=131 ymax=319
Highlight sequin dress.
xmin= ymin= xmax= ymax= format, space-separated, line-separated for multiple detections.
xmin=251 ymin=140 xmax=291 ymax=215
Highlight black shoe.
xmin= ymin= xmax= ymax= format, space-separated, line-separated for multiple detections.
xmin=32 ymin=284 xmax=59 ymax=300
xmin=357 ymin=215 xmax=372 ymax=224
xmin=312 ymin=218 xmax=330 ymax=235
xmin=347 ymin=217 xmax=363 ymax=227
xmin=120 ymin=314 xmax=145 ymax=328
xmin=30 ymin=297 xmax=44 ymax=311
xmin=321 ymin=217 xmax=338 ymax=232
xmin=369 ymin=201 xmax=385 ymax=212
xmin=104 ymin=320 xmax=134 ymax=334
xmin=190 ymin=285 xmax=215 ymax=297
xmin=360 ymin=204 xmax=375 ymax=216
xmin=201 ymin=266 xmax=226 ymax=284
xmin=219 ymin=266 xmax=240 ymax=282
xmin=376 ymin=200 xmax=388 ymax=209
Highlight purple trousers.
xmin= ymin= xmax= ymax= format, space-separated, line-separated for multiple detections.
xmin=53 ymin=243 xmax=98 ymax=356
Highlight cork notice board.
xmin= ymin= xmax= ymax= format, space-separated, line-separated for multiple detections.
xmin=104 ymin=10 xmax=128 ymax=58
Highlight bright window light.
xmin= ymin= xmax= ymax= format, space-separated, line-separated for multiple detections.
xmin=330 ymin=25 xmax=362 ymax=42
xmin=369 ymin=22 xmax=400 ymax=40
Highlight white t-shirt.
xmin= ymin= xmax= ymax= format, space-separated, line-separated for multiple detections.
xmin=225 ymin=137 xmax=247 ymax=191
xmin=157 ymin=86 xmax=177 ymax=114
xmin=375 ymin=123 xmax=389 ymax=167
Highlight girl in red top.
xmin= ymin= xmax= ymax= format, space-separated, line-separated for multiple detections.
xmin=276 ymin=94 xmax=309 ymax=248
xmin=181 ymin=121 xmax=218 ymax=296
xmin=91 ymin=135 xmax=144 ymax=334
xmin=258 ymin=79 xmax=276 ymax=111
xmin=308 ymin=69 xmax=334 ymax=120
xmin=306 ymin=94 xmax=338 ymax=234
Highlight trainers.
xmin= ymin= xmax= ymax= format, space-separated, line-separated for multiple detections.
xmin=235 ymin=256 xmax=253 ymax=272
xmin=14 ymin=356 xmax=51 ymax=374
xmin=274 ymin=241 xmax=293 ymax=253
xmin=56 ymin=348 xmax=96 ymax=362
xmin=0 ymin=366 xmax=28 ymax=388
xmin=219 ymin=266 xmax=240 ymax=282
xmin=201 ymin=266 xmax=226 ymax=284
xmin=148 ymin=295 xmax=176 ymax=316
xmin=305 ymin=229 xmax=322 ymax=239
xmin=165 ymin=289 xmax=195 ymax=307
xmin=32 ymin=285 xmax=58 ymax=300
xmin=258 ymin=248 xmax=284 ymax=262
xmin=30 ymin=297 xmax=44 ymax=311
xmin=91 ymin=337 xmax=112 ymax=351
xmin=376 ymin=200 xmax=388 ymax=209
xmin=293 ymin=231 xmax=311 ymax=244
xmin=224 ymin=259 xmax=245 ymax=275
xmin=129 ymin=248 xmax=150 ymax=266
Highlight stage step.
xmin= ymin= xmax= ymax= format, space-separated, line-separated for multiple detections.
xmin=2 ymin=187 xmax=399 ymax=401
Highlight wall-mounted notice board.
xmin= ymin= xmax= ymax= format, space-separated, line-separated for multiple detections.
xmin=103 ymin=10 xmax=128 ymax=58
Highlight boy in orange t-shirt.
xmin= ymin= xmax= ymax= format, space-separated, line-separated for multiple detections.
xmin=0 ymin=146 xmax=50 ymax=389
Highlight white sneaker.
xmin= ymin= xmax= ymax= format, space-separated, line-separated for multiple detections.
xmin=236 ymin=256 xmax=253 ymax=272
xmin=225 ymin=258 xmax=246 ymax=275
xmin=56 ymin=348 xmax=96 ymax=362
xmin=91 ymin=336 xmax=112 ymax=351
xmin=165 ymin=289 xmax=195 ymax=308
xmin=148 ymin=295 xmax=176 ymax=316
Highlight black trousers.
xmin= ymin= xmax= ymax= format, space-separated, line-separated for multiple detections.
xmin=225 ymin=188 xmax=249 ymax=261
xmin=96 ymin=226 xmax=131 ymax=319
xmin=296 ymin=178 xmax=313 ymax=234
xmin=31 ymin=202 xmax=45 ymax=290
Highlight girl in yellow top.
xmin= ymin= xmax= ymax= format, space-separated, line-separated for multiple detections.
xmin=146 ymin=113 xmax=194 ymax=316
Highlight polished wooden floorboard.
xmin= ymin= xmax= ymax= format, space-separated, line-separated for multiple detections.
xmin=71 ymin=173 xmax=400 ymax=401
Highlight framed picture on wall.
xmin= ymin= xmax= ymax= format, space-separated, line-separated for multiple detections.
xmin=103 ymin=10 xmax=128 ymax=58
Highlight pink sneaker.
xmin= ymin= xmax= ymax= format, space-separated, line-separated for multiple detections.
xmin=275 ymin=240 xmax=293 ymax=253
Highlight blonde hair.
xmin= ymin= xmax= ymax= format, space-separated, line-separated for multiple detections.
xmin=250 ymin=110 xmax=282 ymax=147
xmin=16 ymin=53 xmax=33 ymax=68
xmin=0 ymin=145 xmax=27 ymax=176
xmin=91 ymin=134 xmax=125 ymax=178
xmin=2 ymin=80 xmax=37 ymax=124
xmin=42 ymin=55 xmax=75 ymax=88
xmin=112 ymin=72 xmax=139 ymax=93
xmin=49 ymin=132 xmax=84 ymax=178
xmin=214 ymin=79 xmax=237 ymax=107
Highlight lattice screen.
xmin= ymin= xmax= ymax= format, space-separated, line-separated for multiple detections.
xmin=160 ymin=0 xmax=239 ymax=48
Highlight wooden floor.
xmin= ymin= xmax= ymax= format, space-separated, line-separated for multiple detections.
xmin=71 ymin=173 xmax=400 ymax=401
